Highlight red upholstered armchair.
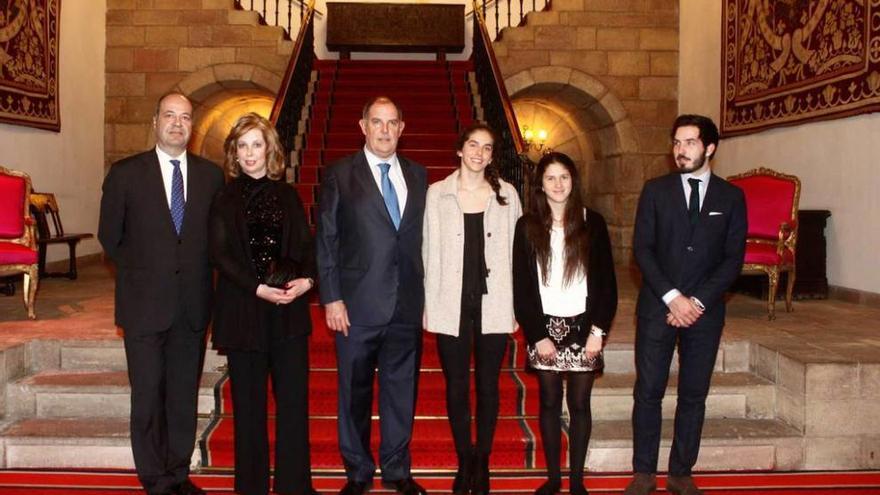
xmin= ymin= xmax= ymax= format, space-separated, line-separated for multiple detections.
xmin=0 ymin=166 xmax=39 ymax=319
xmin=727 ymin=167 xmax=801 ymax=320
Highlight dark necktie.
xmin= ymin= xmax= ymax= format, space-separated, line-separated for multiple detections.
xmin=688 ymin=178 xmax=701 ymax=225
xmin=170 ymin=159 xmax=185 ymax=234
xmin=379 ymin=162 xmax=401 ymax=229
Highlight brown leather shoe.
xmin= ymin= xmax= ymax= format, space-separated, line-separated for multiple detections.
xmin=623 ymin=473 xmax=657 ymax=495
xmin=665 ymin=475 xmax=703 ymax=495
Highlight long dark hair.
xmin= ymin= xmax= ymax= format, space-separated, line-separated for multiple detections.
xmin=456 ymin=123 xmax=507 ymax=205
xmin=525 ymin=152 xmax=590 ymax=286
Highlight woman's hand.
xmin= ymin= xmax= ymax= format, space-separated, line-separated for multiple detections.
xmin=256 ymin=283 xmax=294 ymax=305
xmin=535 ymin=338 xmax=556 ymax=361
xmin=284 ymin=277 xmax=314 ymax=300
xmin=585 ymin=334 xmax=603 ymax=360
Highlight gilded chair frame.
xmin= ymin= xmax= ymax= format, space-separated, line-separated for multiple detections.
xmin=0 ymin=165 xmax=38 ymax=319
xmin=728 ymin=166 xmax=801 ymax=320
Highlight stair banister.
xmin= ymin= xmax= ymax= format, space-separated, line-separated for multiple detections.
xmin=471 ymin=1 xmax=529 ymax=199
xmin=269 ymin=0 xmax=317 ymax=168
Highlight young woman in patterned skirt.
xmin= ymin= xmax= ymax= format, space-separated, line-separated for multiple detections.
xmin=512 ymin=152 xmax=618 ymax=495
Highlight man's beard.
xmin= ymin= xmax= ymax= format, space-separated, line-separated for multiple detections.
xmin=676 ymin=153 xmax=705 ymax=174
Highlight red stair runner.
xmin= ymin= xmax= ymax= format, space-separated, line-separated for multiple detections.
xmin=199 ymin=59 xmax=559 ymax=475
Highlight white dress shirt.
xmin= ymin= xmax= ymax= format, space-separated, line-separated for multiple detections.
xmin=363 ymin=146 xmax=408 ymax=216
xmin=155 ymin=146 xmax=188 ymax=208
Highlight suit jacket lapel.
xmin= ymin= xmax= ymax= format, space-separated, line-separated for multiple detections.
xmin=398 ymin=156 xmax=417 ymax=229
xmin=144 ymin=151 xmax=178 ymax=237
xmin=353 ymin=151 xmax=395 ymax=228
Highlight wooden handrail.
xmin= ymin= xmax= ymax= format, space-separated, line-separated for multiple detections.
xmin=472 ymin=2 xmax=525 ymax=154
xmin=269 ymin=0 xmax=317 ymax=125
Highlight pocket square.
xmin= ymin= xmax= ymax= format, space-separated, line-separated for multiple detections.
xmin=708 ymin=211 xmax=724 ymax=216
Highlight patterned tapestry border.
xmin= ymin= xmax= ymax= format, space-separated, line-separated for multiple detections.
xmin=721 ymin=0 xmax=880 ymax=137
xmin=0 ymin=0 xmax=61 ymax=132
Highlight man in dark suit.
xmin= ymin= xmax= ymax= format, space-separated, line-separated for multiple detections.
xmin=625 ymin=115 xmax=747 ymax=495
xmin=316 ymin=96 xmax=428 ymax=495
xmin=98 ymin=92 xmax=224 ymax=495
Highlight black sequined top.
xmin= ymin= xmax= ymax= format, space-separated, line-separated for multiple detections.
xmin=240 ymin=175 xmax=283 ymax=281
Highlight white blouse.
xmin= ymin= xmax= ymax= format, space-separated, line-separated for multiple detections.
xmin=537 ymin=226 xmax=588 ymax=317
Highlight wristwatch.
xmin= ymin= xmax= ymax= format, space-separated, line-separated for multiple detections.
xmin=589 ymin=326 xmax=607 ymax=338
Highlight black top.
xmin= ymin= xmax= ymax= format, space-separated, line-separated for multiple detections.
xmin=241 ymin=175 xmax=284 ymax=280
xmin=209 ymin=178 xmax=316 ymax=351
xmin=513 ymin=208 xmax=618 ymax=345
xmin=462 ymin=212 xmax=489 ymax=298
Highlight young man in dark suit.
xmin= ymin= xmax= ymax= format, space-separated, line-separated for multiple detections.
xmin=625 ymin=115 xmax=747 ymax=495
xmin=316 ymin=96 xmax=428 ymax=495
xmin=98 ymin=93 xmax=224 ymax=495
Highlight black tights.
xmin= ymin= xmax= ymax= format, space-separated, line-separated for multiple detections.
xmin=536 ymin=370 xmax=596 ymax=484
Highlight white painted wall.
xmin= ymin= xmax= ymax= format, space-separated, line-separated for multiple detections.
xmin=679 ymin=0 xmax=880 ymax=294
xmin=0 ymin=0 xmax=106 ymax=262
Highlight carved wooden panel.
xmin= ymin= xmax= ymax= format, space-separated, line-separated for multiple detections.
xmin=326 ymin=3 xmax=465 ymax=53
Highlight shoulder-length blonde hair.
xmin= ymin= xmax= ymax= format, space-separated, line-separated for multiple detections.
xmin=223 ymin=113 xmax=286 ymax=180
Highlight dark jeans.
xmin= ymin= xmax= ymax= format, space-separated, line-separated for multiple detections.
xmin=226 ymin=333 xmax=313 ymax=495
xmin=631 ymin=314 xmax=723 ymax=476
xmin=436 ymin=293 xmax=509 ymax=458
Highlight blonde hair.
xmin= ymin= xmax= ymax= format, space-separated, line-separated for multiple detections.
xmin=223 ymin=113 xmax=286 ymax=180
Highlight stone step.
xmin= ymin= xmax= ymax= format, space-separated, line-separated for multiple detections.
xmin=56 ymin=339 xmax=226 ymax=372
xmin=0 ymin=417 xmax=802 ymax=471
xmin=586 ymin=418 xmax=804 ymax=471
xmin=590 ymin=371 xmax=775 ymax=420
xmin=0 ymin=417 xmax=211 ymax=469
xmin=5 ymin=371 xmax=223 ymax=419
xmin=49 ymin=337 xmax=750 ymax=376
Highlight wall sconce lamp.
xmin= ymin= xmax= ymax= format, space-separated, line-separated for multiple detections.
xmin=522 ymin=125 xmax=550 ymax=153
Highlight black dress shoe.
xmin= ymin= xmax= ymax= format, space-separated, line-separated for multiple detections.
xmin=390 ymin=477 xmax=427 ymax=495
xmin=338 ymin=480 xmax=367 ymax=495
xmin=175 ymin=479 xmax=206 ymax=495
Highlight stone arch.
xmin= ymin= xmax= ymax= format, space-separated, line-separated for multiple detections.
xmin=174 ymin=63 xmax=284 ymax=164
xmin=504 ymin=66 xmax=643 ymax=264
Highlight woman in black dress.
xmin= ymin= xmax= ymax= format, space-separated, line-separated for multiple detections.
xmin=512 ymin=152 xmax=617 ymax=495
xmin=209 ymin=113 xmax=319 ymax=495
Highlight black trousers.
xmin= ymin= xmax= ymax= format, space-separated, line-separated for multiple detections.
xmin=123 ymin=315 xmax=205 ymax=495
xmin=227 ymin=333 xmax=313 ymax=495
xmin=436 ymin=294 xmax=509 ymax=458
xmin=631 ymin=314 xmax=723 ymax=476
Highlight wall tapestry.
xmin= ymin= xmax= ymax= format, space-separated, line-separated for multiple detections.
xmin=0 ymin=0 xmax=60 ymax=131
xmin=721 ymin=0 xmax=880 ymax=137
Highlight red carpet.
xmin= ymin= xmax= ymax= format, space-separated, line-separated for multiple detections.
xmin=198 ymin=59 xmax=562 ymax=473
xmin=1 ymin=469 xmax=879 ymax=493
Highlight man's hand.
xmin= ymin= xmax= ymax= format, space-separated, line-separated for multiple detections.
xmin=666 ymin=294 xmax=703 ymax=327
xmin=325 ymin=300 xmax=351 ymax=336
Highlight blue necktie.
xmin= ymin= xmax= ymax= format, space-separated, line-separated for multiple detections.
xmin=688 ymin=178 xmax=701 ymax=225
xmin=379 ymin=162 xmax=400 ymax=229
xmin=170 ymin=159 xmax=185 ymax=235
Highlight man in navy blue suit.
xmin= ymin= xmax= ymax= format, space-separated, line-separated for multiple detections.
xmin=625 ymin=115 xmax=747 ymax=495
xmin=316 ymin=96 xmax=428 ymax=495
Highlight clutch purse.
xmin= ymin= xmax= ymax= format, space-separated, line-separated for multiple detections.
xmin=264 ymin=258 xmax=300 ymax=289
